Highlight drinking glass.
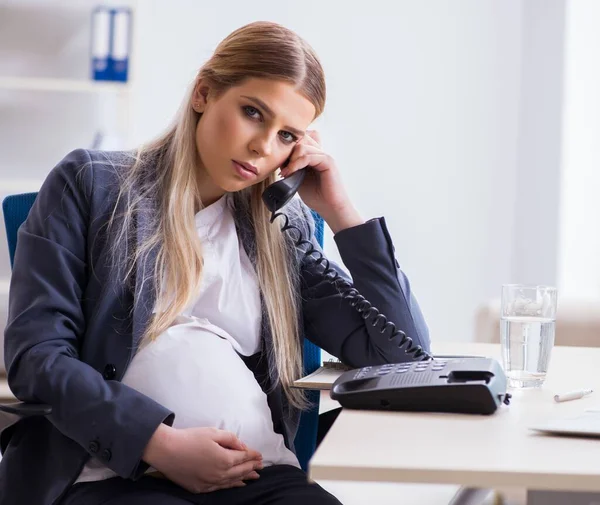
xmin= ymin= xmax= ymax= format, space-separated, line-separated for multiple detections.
xmin=500 ymin=284 xmax=557 ymax=388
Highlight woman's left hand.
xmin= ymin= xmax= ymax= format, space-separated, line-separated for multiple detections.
xmin=280 ymin=131 xmax=364 ymax=233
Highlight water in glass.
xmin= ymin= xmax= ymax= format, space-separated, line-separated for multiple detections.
xmin=500 ymin=315 xmax=555 ymax=388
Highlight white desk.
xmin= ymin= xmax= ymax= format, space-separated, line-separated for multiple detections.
xmin=310 ymin=342 xmax=600 ymax=496
xmin=0 ymin=378 xmax=15 ymax=402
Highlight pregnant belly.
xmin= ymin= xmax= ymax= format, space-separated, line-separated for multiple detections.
xmin=121 ymin=317 xmax=298 ymax=467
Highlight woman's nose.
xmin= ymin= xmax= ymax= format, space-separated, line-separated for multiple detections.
xmin=249 ymin=135 xmax=273 ymax=157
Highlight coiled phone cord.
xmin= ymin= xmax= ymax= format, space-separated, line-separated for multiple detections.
xmin=270 ymin=210 xmax=432 ymax=362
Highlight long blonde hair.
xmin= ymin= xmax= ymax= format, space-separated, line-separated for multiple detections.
xmin=108 ymin=21 xmax=326 ymax=408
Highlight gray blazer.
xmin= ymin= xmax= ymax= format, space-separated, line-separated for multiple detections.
xmin=0 ymin=149 xmax=430 ymax=505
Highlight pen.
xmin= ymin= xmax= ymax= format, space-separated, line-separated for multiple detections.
xmin=553 ymin=389 xmax=593 ymax=403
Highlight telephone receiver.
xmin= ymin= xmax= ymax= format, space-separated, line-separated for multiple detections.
xmin=261 ymin=167 xmax=308 ymax=215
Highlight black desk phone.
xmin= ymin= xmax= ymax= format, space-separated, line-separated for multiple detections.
xmin=331 ymin=357 xmax=510 ymax=415
xmin=262 ymin=168 xmax=510 ymax=415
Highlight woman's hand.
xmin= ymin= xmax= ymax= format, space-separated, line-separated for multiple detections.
xmin=143 ymin=424 xmax=263 ymax=493
xmin=280 ymin=130 xmax=364 ymax=234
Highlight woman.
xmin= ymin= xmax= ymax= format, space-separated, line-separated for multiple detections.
xmin=0 ymin=21 xmax=430 ymax=505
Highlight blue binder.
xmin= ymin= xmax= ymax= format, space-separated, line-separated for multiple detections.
xmin=91 ymin=6 xmax=131 ymax=82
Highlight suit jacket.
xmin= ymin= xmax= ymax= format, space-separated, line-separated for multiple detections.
xmin=0 ymin=149 xmax=430 ymax=505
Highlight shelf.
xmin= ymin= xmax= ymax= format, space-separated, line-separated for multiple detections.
xmin=0 ymin=179 xmax=44 ymax=192
xmin=0 ymin=76 xmax=130 ymax=93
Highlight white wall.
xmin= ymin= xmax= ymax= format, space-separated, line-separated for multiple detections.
xmin=0 ymin=0 xmax=572 ymax=355
xmin=129 ymin=0 xmax=525 ymax=343
xmin=512 ymin=0 xmax=566 ymax=287
xmin=558 ymin=0 xmax=600 ymax=299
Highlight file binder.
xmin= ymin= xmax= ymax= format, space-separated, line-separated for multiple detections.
xmin=91 ymin=6 xmax=132 ymax=82
xmin=110 ymin=8 xmax=131 ymax=82
xmin=91 ymin=7 xmax=111 ymax=81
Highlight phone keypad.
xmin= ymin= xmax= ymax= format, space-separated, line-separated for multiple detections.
xmin=354 ymin=359 xmax=450 ymax=380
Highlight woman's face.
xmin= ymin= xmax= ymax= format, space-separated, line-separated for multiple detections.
xmin=193 ymin=78 xmax=316 ymax=205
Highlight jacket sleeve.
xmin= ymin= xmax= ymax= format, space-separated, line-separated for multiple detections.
xmin=3 ymin=149 xmax=174 ymax=479
xmin=298 ymin=204 xmax=431 ymax=367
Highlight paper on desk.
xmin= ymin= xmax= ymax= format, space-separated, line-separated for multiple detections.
xmin=529 ymin=410 xmax=600 ymax=438
xmin=292 ymin=366 xmax=345 ymax=390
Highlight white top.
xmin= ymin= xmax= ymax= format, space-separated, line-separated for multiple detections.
xmin=181 ymin=194 xmax=261 ymax=356
xmin=75 ymin=194 xmax=298 ymax=484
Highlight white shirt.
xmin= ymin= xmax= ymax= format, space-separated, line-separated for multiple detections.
xmin=75 ymin=194 xmax=298 ymax=484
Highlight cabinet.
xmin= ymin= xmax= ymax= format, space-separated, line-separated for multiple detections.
xmin=0 ymin=0 xmax=137 ymax=371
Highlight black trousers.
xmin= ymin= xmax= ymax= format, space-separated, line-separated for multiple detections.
xmin=60 ymin=464 xmax=342 ymax=505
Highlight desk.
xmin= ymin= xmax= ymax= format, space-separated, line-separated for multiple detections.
xmin=0 ymin=377 xmax=15 ymax=402
xmin=310 ymin=342 xmax=600 ymax=497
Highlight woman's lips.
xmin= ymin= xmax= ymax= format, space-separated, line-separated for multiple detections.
xmin=232 ymin=160 xmax=258 ymax=179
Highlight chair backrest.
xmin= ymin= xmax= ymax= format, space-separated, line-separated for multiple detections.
xmin=2 ymin=192 xmax=324 ymax=471
xmin=294 ymin=211 xmax=324 ymax=470
xmin=2 ymin=192 xmax=37 ymax=268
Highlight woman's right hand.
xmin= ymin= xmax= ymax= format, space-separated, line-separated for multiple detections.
xmin=142 ymin=424 xmax=264 ymax=493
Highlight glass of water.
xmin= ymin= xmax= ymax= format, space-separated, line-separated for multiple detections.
xmin=500 ymin=284 xmax=558 ymax=388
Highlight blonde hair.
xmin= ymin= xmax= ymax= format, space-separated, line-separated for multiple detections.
xmin=108 ymin=21 xmax=326 ymax=409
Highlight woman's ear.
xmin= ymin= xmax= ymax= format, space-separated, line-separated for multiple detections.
xmin=192 ymin=81 xmax=210 ymax=113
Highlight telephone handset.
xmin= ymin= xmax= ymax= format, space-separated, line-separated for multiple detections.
xmin=262 ymin=168 xmax=307 ymax=216
xmin=261 ymin=167 xmax=430 ymax=362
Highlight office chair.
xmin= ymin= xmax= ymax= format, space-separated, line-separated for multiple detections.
xmin=295 ymin=211 xmax=324 ymax=470
xmin=0 ymin=192 xmax=324 ymax=472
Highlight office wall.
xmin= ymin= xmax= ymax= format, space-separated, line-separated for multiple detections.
xmin=558 ymin=0 xmax=600 ymax=299
xmin=128 ymin=0 xmax=526 ymax=342
xmin=512 ymin=0 xmax=566 ymax=288
xmin=0 ymin=1 xmax=570 ymax=361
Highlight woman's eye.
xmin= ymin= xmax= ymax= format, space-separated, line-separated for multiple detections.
xmin=279 ymin=131 xmax=297 ymax=143
xmin=243 ymin=105 xmax=261 ymax=119
xmin=243 ymin=105 xmax=297 ymax=143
